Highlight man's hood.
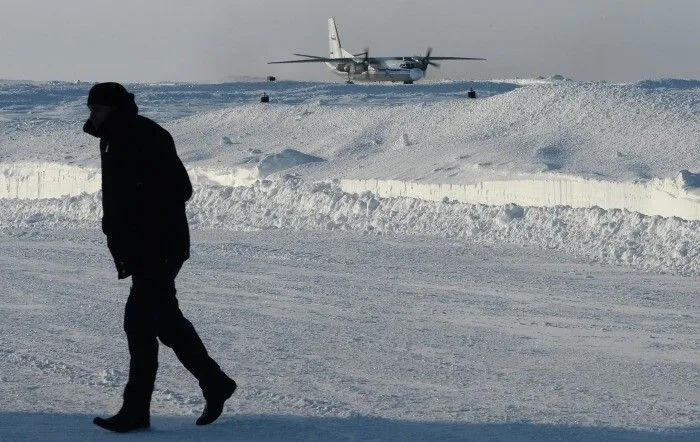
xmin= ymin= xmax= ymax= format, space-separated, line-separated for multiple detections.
xmin=83 ymin=98 xmax=139 ymax=139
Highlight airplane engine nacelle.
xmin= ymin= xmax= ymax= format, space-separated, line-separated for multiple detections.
xmin=350 ymin=63 xmax=367 ymax=74
xmin=409 ymin=68 xmax=424 ymax=81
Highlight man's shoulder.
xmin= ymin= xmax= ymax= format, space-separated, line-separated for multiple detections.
xmin=133 ymin=115 xmax=171 ymax=139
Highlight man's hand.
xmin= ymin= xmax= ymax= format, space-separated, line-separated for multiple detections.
xmin=116 ymin=259 xmax=132 ymax=279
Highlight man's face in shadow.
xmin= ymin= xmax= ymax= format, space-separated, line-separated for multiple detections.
xmin=88 ymin=104 xmax=114 ymax=130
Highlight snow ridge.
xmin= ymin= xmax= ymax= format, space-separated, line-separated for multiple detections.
xmin=3 ymin=162 xmax=699 ymax=220
xmin=1 ymin=177 xmax=698 ymax=276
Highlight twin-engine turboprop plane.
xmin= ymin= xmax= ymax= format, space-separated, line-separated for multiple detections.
xmin=268 ymin=18 xmax=486 ymax=84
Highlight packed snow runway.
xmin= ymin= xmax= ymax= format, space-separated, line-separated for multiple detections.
xmin=0 ymin=228 xmax=697 ymax=440
xmin=0 ymin=78 xmax=698 ymax=440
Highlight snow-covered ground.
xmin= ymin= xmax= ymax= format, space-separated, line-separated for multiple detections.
xmin=0 ymin=78 xmax=698 ymax=440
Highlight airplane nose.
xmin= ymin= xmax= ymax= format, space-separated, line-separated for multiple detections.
xmin=409 ymin=68 xmax=424 ymax=81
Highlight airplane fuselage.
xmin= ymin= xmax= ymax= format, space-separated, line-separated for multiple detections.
xmin=325 ymin=59 xmax=425 ymax=83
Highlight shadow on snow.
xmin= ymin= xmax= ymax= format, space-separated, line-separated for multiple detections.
xmin=0 ymin=412 xmax=697 ymax=441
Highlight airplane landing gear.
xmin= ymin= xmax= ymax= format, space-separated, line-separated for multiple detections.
xmin=403 ymin=80 xmax=414 ymax=84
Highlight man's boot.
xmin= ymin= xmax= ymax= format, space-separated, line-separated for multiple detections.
xmin=196 ymin=377 xmax=237 ymax=426
xmin=93 ymin=405 xmax=150 ymax=433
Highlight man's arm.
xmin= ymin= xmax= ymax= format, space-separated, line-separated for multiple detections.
xmin=136 ymin=128 xmax=192 ymax=206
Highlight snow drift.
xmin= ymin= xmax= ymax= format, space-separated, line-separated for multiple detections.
xmin=1 ymin=176 xmax=698 ymax=276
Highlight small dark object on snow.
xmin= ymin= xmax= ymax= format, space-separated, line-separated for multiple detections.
xmin=467 ymin=88 xmax=477 ymax=99
xmin=260 ymin=93 xmax=270 ymax=103
xmin=267 ymin=75 xmax=276 ymax=81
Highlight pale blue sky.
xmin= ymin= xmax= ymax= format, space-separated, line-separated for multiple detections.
xmin=1 ymin=0 xmax=698 ymax=82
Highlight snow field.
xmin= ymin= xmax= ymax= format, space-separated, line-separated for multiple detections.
xmin=0 ymin=229 xmax=697 ymax=440
xmin=0 ymin=78 xmax=699 ymax=440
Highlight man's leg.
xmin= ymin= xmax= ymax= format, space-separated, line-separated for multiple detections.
xmin=122 ymin=282 xmax=159 ymax=415
xmin=156 ymin=262 xmax=236 ymax=425
xmin=94 ymin=279 xmax=156 ymax=432
xmin=158 ymin=294 xmax=228 ymax=389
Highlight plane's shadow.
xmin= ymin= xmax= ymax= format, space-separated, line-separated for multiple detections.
xmin=1 ymin=412 xmax=697 ymax=441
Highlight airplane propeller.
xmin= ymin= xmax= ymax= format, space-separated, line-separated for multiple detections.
xmin=414 ymin=47 xmax=440 ymax=69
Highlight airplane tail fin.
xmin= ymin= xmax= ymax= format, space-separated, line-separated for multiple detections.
xmin=328 ymin=17 xmax=353 ymax=58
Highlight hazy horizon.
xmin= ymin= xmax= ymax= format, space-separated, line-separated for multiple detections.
xmin=1 ymin=0 xmax=698 ymax=83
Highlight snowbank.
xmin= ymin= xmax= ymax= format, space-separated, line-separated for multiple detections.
xmin=0 ymin=162 xmax=100 ymax=199
xmin=341 ymin=172 xmax=700 ymax=221
xmin=1 ymin=176 xmax=698 ymax=276
xmin=258 ymin=149 xmax=325 ymax=178
xmin=3 ymin=162 xmax=699 ymax=221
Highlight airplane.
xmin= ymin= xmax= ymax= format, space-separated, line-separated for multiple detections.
xmin=268 ymin=18 xmax=486 ymax=84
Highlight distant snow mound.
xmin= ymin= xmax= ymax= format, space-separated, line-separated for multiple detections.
xmin=257 ymin=149 xmax=325 ymax=178
xmin=634 ymin=79 xmax=700 ymax=90
xmin=535 ymin=74 xmax=573 ymax=82
xmin=676 ymin=170 xmax=700 ymax=190
xmin=549 ymin=74 xmax=571 ymax=81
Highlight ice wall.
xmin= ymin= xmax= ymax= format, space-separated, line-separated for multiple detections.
xmin=341 ymin=174 xmax=700 ymax=221
xmin=0 ymin=162 xmax=259 ymax=199
xmin=0 ymin=163 xmax=101 ymax=199
xmin=2 ymin=163 xmax=699 ymax=221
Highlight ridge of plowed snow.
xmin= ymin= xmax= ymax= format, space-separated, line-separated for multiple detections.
xmin=1 ymin=177 xmax=698 ymax=276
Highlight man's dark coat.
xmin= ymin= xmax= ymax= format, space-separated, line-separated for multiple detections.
xmin=85 ymin=100 xmax=192 ymax=277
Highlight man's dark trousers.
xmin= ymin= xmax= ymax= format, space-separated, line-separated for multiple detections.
xmin=122 ymin=260 xmax=225 ymax=411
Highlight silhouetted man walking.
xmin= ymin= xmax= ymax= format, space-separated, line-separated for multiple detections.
xmin=84 ymin=82 xmax=236 ymax=433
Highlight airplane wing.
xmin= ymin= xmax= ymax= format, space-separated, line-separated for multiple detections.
xmin=425 ymin=56 xmax=486 ymax=61
xmin=268 ymin=57 xmax=356 ymax=64
xmin=385 ymin=56 xmax=487 ymax=61
xmin=269 ymin=52 xmax=382 ymax=64
xmin=428 ymin=57 xmax=486 ymax=60
xmin=293 ymin=53 xmax=328 ymax=59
